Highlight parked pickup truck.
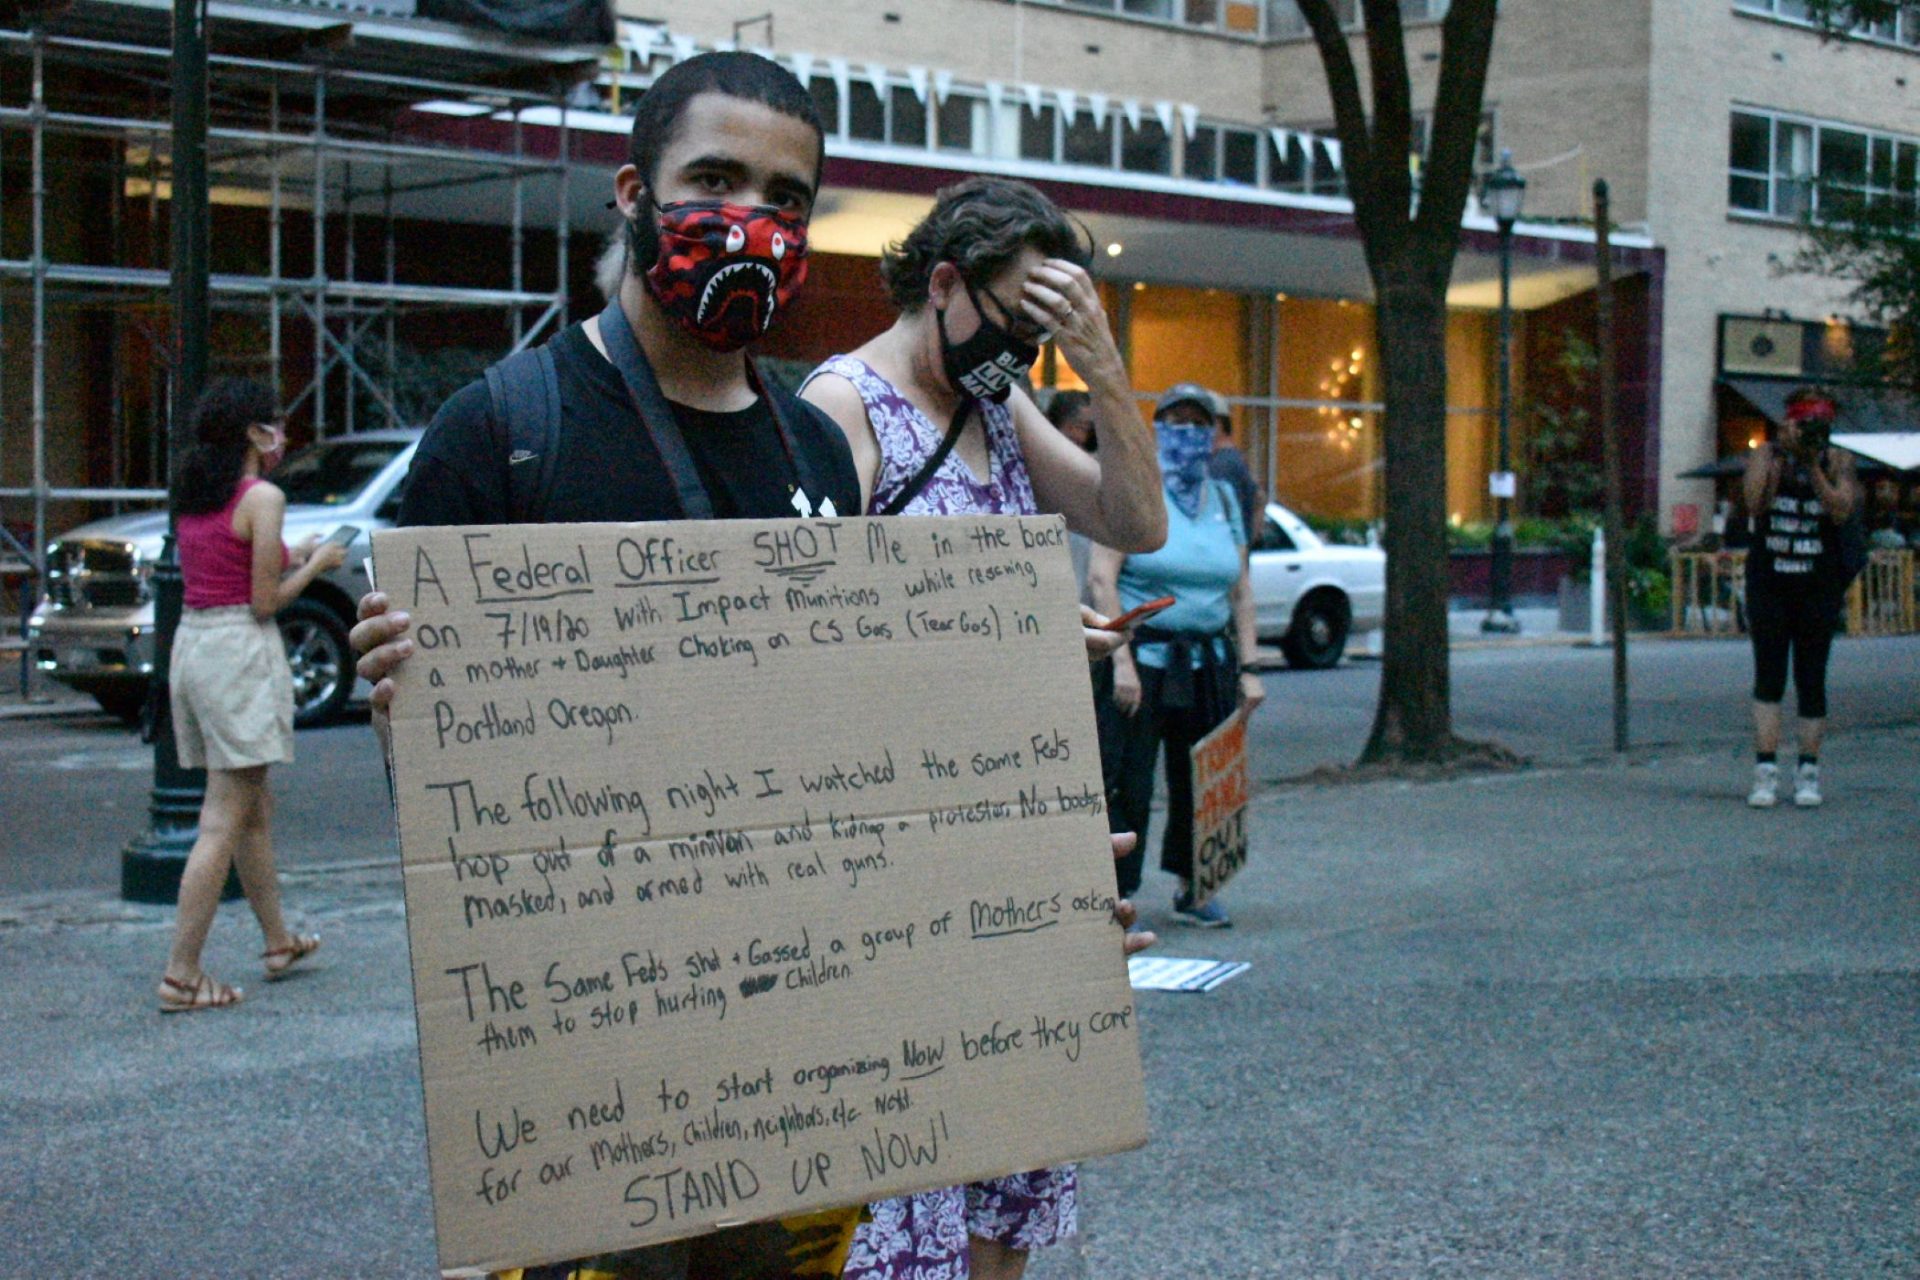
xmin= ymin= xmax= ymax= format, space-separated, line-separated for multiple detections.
xmin=27 ymin=429 xmax=421 ymax=725
xmin=1248 ymin=501 xmax=1386 ymax=668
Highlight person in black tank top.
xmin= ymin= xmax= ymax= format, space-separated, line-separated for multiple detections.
xmin=1740 ymin=389 xmax=1860 ymax=809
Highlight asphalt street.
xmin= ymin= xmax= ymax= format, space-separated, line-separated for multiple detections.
xmin=5 ymin=635 xmax=1918 ymax=897
xmin=0 ymin=638 xmax=1916 ymax=1277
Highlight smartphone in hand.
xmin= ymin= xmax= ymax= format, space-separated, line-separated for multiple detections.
xmin=325 ymin=525 xmax=363 ymax=547
xmin=1101 ymin=595 xmax=1176 ymax=632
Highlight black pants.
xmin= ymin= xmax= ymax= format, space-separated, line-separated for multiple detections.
xmin=1748 ymin=580 xmax=1843 ymax=719
xmin=1096 ymin=654 xmax=1239 ymax=898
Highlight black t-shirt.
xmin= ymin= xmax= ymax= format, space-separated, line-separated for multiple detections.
xmin=1751 ymin=452 xmax=1843 ymax=591
xmin=399 ymin=322 xmax=861 ymax=527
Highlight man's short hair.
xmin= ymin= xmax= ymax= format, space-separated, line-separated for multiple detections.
xmin=879 ymin=176 xmax=1091 ymax=312
xmin=628 ymin=51 xmax=825 ymax=194
xmin=1045 ymin=389 xmax=1092 ymax=429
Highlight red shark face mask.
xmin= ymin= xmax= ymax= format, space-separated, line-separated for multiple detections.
xmin=641 ymin=200 xmax=810 ymax=352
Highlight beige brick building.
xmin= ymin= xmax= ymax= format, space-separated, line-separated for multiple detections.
xmin=624 ymin=0 xmax=1917 ymax=530
xmin=6 ymin=0 xmax=1911 ymax=540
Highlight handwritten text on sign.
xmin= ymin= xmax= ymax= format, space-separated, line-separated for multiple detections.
xmin=373 ymin=516 xmax=1148 ymax=1273
xmin=1189 ymin=707 xmax=1251 ymax=908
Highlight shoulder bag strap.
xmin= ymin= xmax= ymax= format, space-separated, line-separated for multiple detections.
xmin=597 ymin=296 xmax=716 ymax=520
xmin=879 ymin=399 xmax=974 ymax=517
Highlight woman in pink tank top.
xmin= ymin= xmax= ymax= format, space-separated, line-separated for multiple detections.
xmin=156 ymin=379 xmax=347 ymax=1013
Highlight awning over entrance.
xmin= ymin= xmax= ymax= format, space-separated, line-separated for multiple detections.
xmin=1833 ymin=433 xmax=1920 ymax=472
xmin=1722 ymin=377 xmax=1920 ymax=435
xmin=1685 ymin=379 xmax=1920 ymax=477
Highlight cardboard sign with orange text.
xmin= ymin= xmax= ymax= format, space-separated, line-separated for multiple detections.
xmin=1189 ymin=706 xmax=1251 ymax=907
xmin=371 ymin=515 xmax=1147 ymax=1274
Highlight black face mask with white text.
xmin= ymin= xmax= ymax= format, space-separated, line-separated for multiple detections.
xmin=936 ymin=279 xmax=1040 ymax=404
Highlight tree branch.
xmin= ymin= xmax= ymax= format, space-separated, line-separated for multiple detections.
xmin=1357 ymin=0 xmax=1413 ymax=229
xmin=1411 ymin=0 xmax=1497 ymax=264
xmin=1294 ymin=0 xmax=1383 ymax=242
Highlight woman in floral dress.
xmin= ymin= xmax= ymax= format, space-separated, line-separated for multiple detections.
xmin=803 ymin=177 xmax=1162 ymax=1280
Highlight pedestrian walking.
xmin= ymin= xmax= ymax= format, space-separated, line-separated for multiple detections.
xmin=800 ymin=174 xmax=1164 ymax=1280
xmin=1091 ymin=383 xmax=1266 ymax=925
xmin=156 ymin=378 xmax=344 ymax=1013
xmin=1741 ymin=387 xmax=1862 ymax=809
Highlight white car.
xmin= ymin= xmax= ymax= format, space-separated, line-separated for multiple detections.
xmin=1248 ymin=502 xmax=1386 ymax=668
xmin=27 ymin=430 xmax=421 ymax=725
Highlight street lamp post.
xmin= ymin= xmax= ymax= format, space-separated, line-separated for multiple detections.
xmin=1482 ymin=150 xmax=1526 ymax=635
xmin=122 ymin=0 xmax=212 ymax=902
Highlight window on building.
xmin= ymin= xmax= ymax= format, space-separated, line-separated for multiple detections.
xmin=938 ymin=91 xmax=990 ymax=155
xmin=1121 ymin=117 xmax=1173 ymax=173
xmin=1308 ymin=134 xmax=1345 ymax=195
xmin=1185 ymin=125 xmax=1219 ymax=180
xmin=1734 ymin=0 xmax=1920 ymax=48
xmin=1222 ymin=126 xmax=1261 ymax=184
xmin=1023 ymin=0 xmax=1265 ymax=36
xmin=808 ymin=76 xmax=841 ymax=138
xmin=1730 ymin=108 xmax=1920 ymax=220
xmin=1064 ymin=113 xmax=1117 ymax=166
xmin=891 ymin=85 xmax=928 ymax=148
xmin=1021 ymin=104 xmax=1060 ymax=163
xmin=1268 ymin=130 xmax=1307 ymax=189
xmin=1823 ymin=126 xmax=1870 ymax=195
xmin=1729 ymin=111 xmax=1773 ymax=212
xmin=1225 ymin=2 xmax=1262 ymax=32
xmin=848 ymin=80 xmax=885 ymax=142
xmin=1268 ymin=0 xmax=1443 ymax=37
xmin=1266 ymin=108 xmax=1490 ymax=199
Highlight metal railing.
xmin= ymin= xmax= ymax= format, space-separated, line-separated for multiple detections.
xmin=1669 ymin=549 xmax=1918 ymax=637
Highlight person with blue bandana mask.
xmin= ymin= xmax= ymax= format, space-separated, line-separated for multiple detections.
xmin=1089 ymin=383 xmax=1266 ymax=927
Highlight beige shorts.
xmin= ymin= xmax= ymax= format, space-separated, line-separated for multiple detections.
xmin=171 ymin=606 xmax=295 ymax=771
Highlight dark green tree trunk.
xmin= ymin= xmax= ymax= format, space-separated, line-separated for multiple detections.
xmin=1363 ymin=265 xmax=1454 ymax=760
xmin=1294 ymin=0 xmax=1497 ymax=765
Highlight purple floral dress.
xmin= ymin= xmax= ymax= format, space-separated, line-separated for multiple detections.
xmin=803 ymin=356 xmax=1076 ymax=1279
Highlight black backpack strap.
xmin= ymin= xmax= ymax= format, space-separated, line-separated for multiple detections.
xmin=484 ymin=344 xmax=561 ymax=523
xmin=597 ymin=296 xmax=715 ymax=520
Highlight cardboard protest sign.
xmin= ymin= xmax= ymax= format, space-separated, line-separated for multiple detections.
xmin=372 ymin=515 xmax=1148 ymax=1274
xmin=1189 ymin=706 xmax=1251 ymax=908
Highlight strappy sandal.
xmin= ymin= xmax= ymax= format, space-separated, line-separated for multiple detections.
xmin=262 ymin=933 xmax=321 ymax=981
xmin=159 ymin=972 xmax=243 ymax=1013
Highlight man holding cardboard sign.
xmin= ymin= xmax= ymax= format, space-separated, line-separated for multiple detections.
xmin=373 ymin=514 xmax=1149 ymax=1277
xmin=353 ymin=50 xmax=1158 ymax=1280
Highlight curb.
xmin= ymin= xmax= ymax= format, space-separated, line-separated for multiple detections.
xmin=0 ymin=700 xmax=107 ymax=722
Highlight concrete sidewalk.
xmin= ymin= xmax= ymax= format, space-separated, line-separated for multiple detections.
xmin=2 ymin=720 xmax=1914 ymax=1277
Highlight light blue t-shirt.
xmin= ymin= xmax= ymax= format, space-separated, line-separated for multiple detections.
xmin=1118 ymin=480 xmax=1245 ymax=669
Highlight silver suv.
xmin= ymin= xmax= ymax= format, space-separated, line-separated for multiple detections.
xmin=27 ymin=429 xmax=421 ymax=725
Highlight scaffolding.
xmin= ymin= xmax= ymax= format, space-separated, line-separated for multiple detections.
xmin=0 ymin=4 xmax=601 ymax=643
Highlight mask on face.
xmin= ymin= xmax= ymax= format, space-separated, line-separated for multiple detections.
xmin=640 ymin=199 xmax=809 ymax=352
xmin=1155 ymin=420 xmax=1213 ymax=518
xmin=936 ymin=277 xmax=1040 ymax=404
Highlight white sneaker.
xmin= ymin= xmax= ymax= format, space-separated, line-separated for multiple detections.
xmin=1748 ymin=762 xmax=1780 ymax=808
xmin=1794 ymin=762 xmax=1822 ymax=808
